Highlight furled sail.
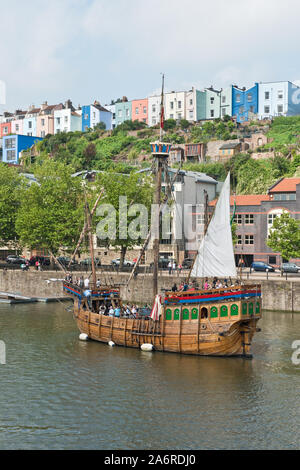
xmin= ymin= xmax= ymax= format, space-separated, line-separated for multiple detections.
xmin=191 ymin=173 xmax=237 ymax=278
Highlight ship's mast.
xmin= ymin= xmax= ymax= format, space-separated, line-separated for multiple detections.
xmin=85 ymin=200 xmax=97 ymax=287
xmin=151 ymin=74 xmax=171 ymax=297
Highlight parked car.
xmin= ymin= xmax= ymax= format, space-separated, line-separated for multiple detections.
xmin=57 ymin=256 xmax=76 ymax=266
xmin=80 ymin=257 xmax=101 ymax=267
xmin=111 ymin=258 xmax=134 ymax=267
xmin=250 ymin=262 xmax=275 ymax=272
xmin=6 ymin=255 xmax=27 ymax=265
xmin=29 ymin=256 xmax=51 ymax=266
xmin=150 ymin=258 xmax=172 ymax=269
xmin=182 ymin=258 xmax=194 ymax=269
xmin=281 ymin=263 xmax=300 ymax=273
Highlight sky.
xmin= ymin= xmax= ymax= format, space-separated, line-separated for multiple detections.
xmin=1 ymin=0 xmax=300 ymax=112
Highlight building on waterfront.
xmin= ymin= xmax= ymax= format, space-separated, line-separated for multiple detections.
xmin=54 ymin=100 xmax=82 ymax=134
xmin=82 ymin=101 xmax=112 ymax=131
xmin=220 ymin=86 xmax=233 ymax=118
xmin=2 ymin=134 xmax=43 ymax=165
xmin=210 ymin=177 xmax=300 ymax=267
xmin=131 ymin=98 xmax=148 ymax=124
xmin=232 ymin=83 xmax=259 ymax=123
xmin=11 ymin=110 xmax=27 ymax=135
xmin=258 ymin=81 xmax=300 ymax=119
xmin=165 ymin=91 xmax=187 ymax=121
xmin=115 ymin=98 xmax=132 ymax=126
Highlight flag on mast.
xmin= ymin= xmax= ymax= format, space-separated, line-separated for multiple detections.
xmin=160 ymin=74 xmax=165 ymax=134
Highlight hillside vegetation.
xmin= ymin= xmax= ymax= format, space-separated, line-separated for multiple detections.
xmin=25 ymin=117 xmax=300 ymax=194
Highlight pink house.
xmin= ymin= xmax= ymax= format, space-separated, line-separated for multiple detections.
xmin=36 ymin=102 xmax=64 ymax=137
xmin=131 ymin=98 xmax=148 ymax=124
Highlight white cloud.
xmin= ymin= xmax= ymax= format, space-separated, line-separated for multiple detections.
xmin=1 ymin=0 xmax=300 ymax=109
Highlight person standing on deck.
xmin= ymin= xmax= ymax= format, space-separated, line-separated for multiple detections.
xmin=168 ymin=261 xmax=172 ymax=275
xmin=84 ymin=277 xmax=90 ymax=288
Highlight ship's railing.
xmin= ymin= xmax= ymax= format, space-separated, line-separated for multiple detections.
xmin=164 ymin=284 xmax=261 ymax=303
xmin=63 ymin=280 xmax=120 ymax=297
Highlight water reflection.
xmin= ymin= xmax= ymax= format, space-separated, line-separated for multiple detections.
xmin=0 ymin=304 xmax=299 ymax=449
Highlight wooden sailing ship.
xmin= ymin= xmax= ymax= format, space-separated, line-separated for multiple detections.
xmin=63 ymin=76 xmax=261 ymax=357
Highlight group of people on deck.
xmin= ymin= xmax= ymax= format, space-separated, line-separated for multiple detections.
xmin=171 ymin=277 xmax=231 ymax=293
xmin=98 ymin=303 xmax=140 ymax=319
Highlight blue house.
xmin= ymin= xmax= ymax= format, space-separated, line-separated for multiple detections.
xmin=232 ymin=83 xmax=259 ymax=123
xmin=2 ymin=135 xmax=43 ymax=164
xmin=82 ymin=101 xmax=112 ymax=131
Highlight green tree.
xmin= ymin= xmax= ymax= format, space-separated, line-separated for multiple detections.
xmin=16 ymin=161 xmax=84 ymax=255
xmin=267 ymin=212 xmax=300 ymax=261
xmin=0 ymin=164 xmax=25 ymax=246
xmin=95 ymin=171 xmax=153 ymax=267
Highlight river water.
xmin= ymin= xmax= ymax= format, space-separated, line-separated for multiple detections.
xmin=0 ymin=302 xmax=299 ymax=450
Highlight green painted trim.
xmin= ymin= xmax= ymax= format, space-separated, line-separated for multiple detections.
xmin=255 ymin=301 xmax=260 ymax=314
xmin=182 ymin=308 xmax=189 ymax=320
xmin=174 ymin=308 xmax=180 ymax=320
xmin=242 ymin=303 xmax=247 ymax=315
xmin=191 ymin=307 xmax=198 ymax=320
xmin=165 ymin=308 xmax=172 ymax=320
xmin=210 ymin=306 xmax=218 ymax=318
xmin=220 ymin=305 xmax=228 ymax=317
xmin=231 ymin=304 xmax=239 ymax=316
xmin=249 ymin=302 xmax=254 ymax=315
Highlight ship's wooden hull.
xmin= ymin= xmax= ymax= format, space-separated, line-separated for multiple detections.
xmin=73 ymin=298 xmax=261 ymax=357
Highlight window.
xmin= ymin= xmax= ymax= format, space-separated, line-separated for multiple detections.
xmin=64 ymin=116 xmax=68 ymax=122
xmin=237 ymin=235 xmax=242 ymax=245
xmin=265 ymin=91 xmax=270 ymax=100
xmin=85 ymin=114 xmax=88 ymax=120
xmin=234 ymin=214 xmax=243 ymax=224
xmin=93 ymin=112 xmax=96 ymax=119
xmin=268 ymin=213 xmax=277 ymax=225
xmin=277 ymin=105 xmax=283 ymax=113
xmin=57 ymin=118 xmax=61 ymax=124
xmin=222 ymin=96 xmax=226 ymax=103
xmin=210 ymin=110 xmax=214 ymax=117
xmin=143 ymin=106 xmax=146 ymax=114
xmin=41 ymin=119 xmax=45 ymax=126
xmin=6 ymin=150 xmax=16 ymax=161
xmin=152 ymin=118 xmax=156 ymax=125
xmin=112 ymin=113 xmax=116 ymax=119
xmin=197 ymin=214 xmax=204 ymax=225
xmin=177 ymin=113 xmax=182 ymax=120
xmin=239 ymin=106 xmax=245 ymax=114
xmin=27 ymin=132 xmax=32 ymax=136
xmin=189 ymin=110 xmax=194 ymax=119
xmin=15 ymin=124 xmax=19 ymax=132
xmin=170 ymin=114 xmax=174 ymax=119
xmin=274 ymin=193 xmax=296 ymax=201
xmin=249 ymin=106 xmax=254 ymax=113
xmin=189 ymin=99 xmax=193 ymax=106
xmin=278 ymin=91 xmax=283 ymax=99
xmin=269 ymin=256 xmax=277 ymax=264
xmin=41 ymin=131 xmax=45 ymax=138
xmin=264 ymin=106 xmax=270 ymax=114
xmin=245 ymin=234 xmax=254 ymax=245
xmin=135 ymin=107 xmax=139 ymax=114
xmin=210 ymin=97 xmax=214 ymax=104
xmin=152 ymin=105 xmax=156 ymax=113
xmin=222 ymin=108 xmax=226 ymax=116
xmin=170 ymin=102 xmax=174 ymax=109
xmin=28 ymin=121 xmax=32 ymax=129
xmin=118 ymin=110 xmax=122 ymax=117
xmin=5 ymin=138 xmax=16 ymax=149
xmin=126 ymin=109 xmax=129 ymax=117
xmin=178 ymin=101 xmax=182 ymax=109
xmin=247 ymin=93 xmax=252 ymax=102
xmin=236 ymin=93 xmax=241 ymax=103
xmin=245 ymin=214 xmax=254 ymax=224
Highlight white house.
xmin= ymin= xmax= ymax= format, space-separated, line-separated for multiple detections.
xmin=258 ymin=81 xmax=300 ymax=119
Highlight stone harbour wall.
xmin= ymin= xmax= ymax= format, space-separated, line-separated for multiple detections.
xmin=0 ymin=270 xmax=299 ymax=312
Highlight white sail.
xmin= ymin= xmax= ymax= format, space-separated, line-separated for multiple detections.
xmin=191 ymin=173 xmax=237 ymax=278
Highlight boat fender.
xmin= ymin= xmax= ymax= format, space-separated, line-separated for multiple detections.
xmin=141 ymin=343 xmax=154 ymax=352
xmin=79 ymin=333 xmax=89 ymax=341
xmin=108 ymin=341 xmax=115 ymax=347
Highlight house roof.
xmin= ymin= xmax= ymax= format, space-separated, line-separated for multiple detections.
xmin=268 ymin=178 xmax=300 ymax=193
xmin=219 ymin=142 xmax=241 ymax=150
xmin=209 ymin=194 xmax=271 ymax=207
